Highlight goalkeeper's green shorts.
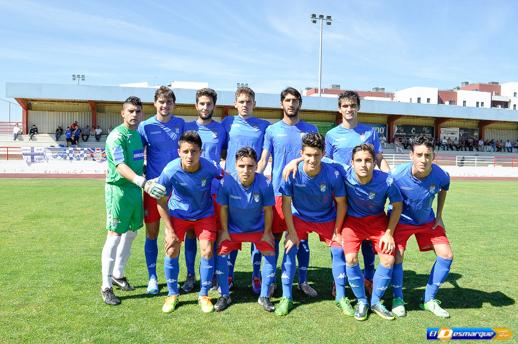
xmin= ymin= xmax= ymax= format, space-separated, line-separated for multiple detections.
xmin=105 ymin=183 xmax=143 ymax=234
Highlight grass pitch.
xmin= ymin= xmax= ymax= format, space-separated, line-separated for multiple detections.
xmin=0 ymin=179 xmax=516 ymax=343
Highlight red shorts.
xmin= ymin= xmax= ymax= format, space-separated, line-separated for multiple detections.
xmin=341 ymin=214 xmax=395 ymax=256
xmin=293 ymin=216 xmax=340 ymax=248
xmin=218 ymin=232 xmax=275 ymax=255
xmin=143 ymin=193 xmax=160 ymax=223
xmin=394 ymin=221 xmax=449 ymax=252
xmin=212 ymin=194 xmax=221 ymax=231
xmin=272 ymin=196 xmax=287 ymax=234
xmin=171 ymin=216 xmax=217 ymax=242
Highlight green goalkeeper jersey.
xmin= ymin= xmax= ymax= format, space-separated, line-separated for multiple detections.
xmin=105 ymin=124 xmax=144 ymax=186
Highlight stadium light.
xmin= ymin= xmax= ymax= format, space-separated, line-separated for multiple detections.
xmin=236 ymin=82 xmax=249 ymax=88
xmin=310 ymin=13 xmax=332 ymax=97
xmin=72 ymin=74 xmax=86 ymax=85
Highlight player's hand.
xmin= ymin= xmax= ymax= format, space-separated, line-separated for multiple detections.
xmin=144 ymin=179 xmax=167 ymax=199
xmin=432 ymin=217 xmax=445 ymax=230
xmin=284 ymin=231 xmax=299 ymax=253
xmin=164 ymin=227 xmax=180 ymax=250
xmin=331 ymin=232 xmax=342 ymax=247
xmin=379 ymin=232 xmax=395 ymax=254
xmin=217 ymin=230 xmax=231 ymax=247
xmin=261 ymin=231 xmax=275 ymax=248
xmin=282 ymin=159 xmax=299 ymax=181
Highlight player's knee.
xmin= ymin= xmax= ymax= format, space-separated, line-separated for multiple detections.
xmin=345 ymin=254 xmax=358 ymax=266
xmin=379 ymin=255 xmax=395 ymax=268
xmin=145 ymin=222 xmax=159 ymax=239
xmin=439 ymin=250 xmax=453 ymax=261
xmin=200 ymin=242 xmax=213 ymax=259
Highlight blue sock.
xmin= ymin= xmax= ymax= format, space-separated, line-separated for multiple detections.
xmin=361 ymin=241 xmax=375 ymax=281
xmin=144 ymin=238 xmax=158 ymax=280
xmin=371 ymin=263 xmax=393 ymax=306
xmin=331 ymin=247 xmax=346 ymax=301
xmin=251 ymin=244 xmax=262 ymax=279
xmin=297 ymin=240 xmax=310 ymax=284
xmin=392 ymin=263 xmax=404 ymax=299
xmin=228 ymin=250 xmax=238 ymax=280
xmin=164 ymin=256 xmax=179 ymax=296
xmin=281 ymin=246 xmax=298 ymax=300
xmin=424 ymin=257 xmax=452 ymax=302
xmin=199 ymin=255 xmax=215 ymax=297
xmin=215 ymin=254 xmax=229 ymax=297
xmin=346 ymin=263 xmax=368 ymax=305
xmin=184 ymin=236 xmax=197 ymax=276
xmin=260 ymin=255 xmax=276 ymax=297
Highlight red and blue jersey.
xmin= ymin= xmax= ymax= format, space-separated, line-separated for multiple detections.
xmin=138 ymin=115 xmax=185 ymax=179
xmin=216 ymin=173 xmax=275 ymax=234
xmin=325 ymin=123 xmax=382 ymax=165
xmin=263 ymin=120 xmax=318 ymax=195
xmin=158 ymin=157 xmax=221 ymax=221
xmin=280 ymin=161 xmax=345 ymax=223
xmin=390 ymin=163 xmax=450 ymax=225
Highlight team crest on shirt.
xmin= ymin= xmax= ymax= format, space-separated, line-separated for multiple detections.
xmin=212 ymin=131 xmax=218 ymax=139
xmin=320 ymin=183 xmax=327 ymax=192
xmin=253 ymin=193 xmax=261 ymax=202
xmin=368 ymin=192 xmax=376 ymax=200
xmin=201 ymin=178 xmax=207 ymax=187
xmin=429 ymin=184 xmax=436 ymax=193
xmin=360 ymin=133 xmax=366 ymax=141
xmin=175 ymin=128 xmax=180 ymax=134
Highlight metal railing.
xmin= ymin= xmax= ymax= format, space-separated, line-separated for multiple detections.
xmin=0 ymin=146 xmax=22 ymax=160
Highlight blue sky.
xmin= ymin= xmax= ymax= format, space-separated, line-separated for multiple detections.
xmin=1 ymin=0 xmax=518 ymax=121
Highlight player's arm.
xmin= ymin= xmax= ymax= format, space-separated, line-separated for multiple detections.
xmin=217 ymin=205 xmax=231 ymax=246
xmin=261 ymin=206 xmax=274 ymax=246
xmin=332 ymin=196 xmax=346 ymax=245
xmin=257 ymin=149 xmax=270 ymax=174
xmin=282 ymin=157 xmax=304 ymax=181
xmin=376 ymin=153 xmax=391 ymax=172
xmin=282 ymin=195 xmax=299 ymax=252
xmin=380 ymin=201 xmax=402 ymax=254
xmin=116 ymin=163 xmax=166 ymax=199
xmin=433 ymin=189 xmax=447 ymax=229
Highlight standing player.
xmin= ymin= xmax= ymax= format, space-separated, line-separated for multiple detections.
xmin=222 ymin=86 xmax=270 ymax=292
xmin=101 ymin=96 xmax=166 ymax=305
xmin=276 ymin=133 xmax=347 ymax=316
xmin=257 ymin=87 xmax=318 ymax=297
xmin=340 ymin=144 xmax=402 ymax=320
xmin=389 ymin=135 xmax=453 ymax=318
xmin=214 ymin=147 xmax=276 ymax=312
xmin=156 ymin=131 xmax=222 ymax=313
xmin=183 ymin=88 xmax=226 ymax=293
xmin=326 ymin=91 xmax=390 ymax=292
xmin=138 ymin=86 xmax=184 ymax=295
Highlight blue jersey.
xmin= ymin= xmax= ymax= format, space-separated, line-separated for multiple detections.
xmin=138 ymin=115 xmax=185 ymax=179
xmin=325 ymin=123 xmax=382 ymax=165
xmin=222 ymin=115 xmax=270 ymax=175
xmin=158 ymin=157 xmax=221 ymax=221
xmin=343 ymin=166 xmax=402 ymax=218
xmin=390 ymin=163 xmax=450 ymax=225
xmin=263 ymin=120 xmax=318 ymax=195
xmin=280 ymin=161 xmax=345 ymax=223
xmin=216 ymin=173 xmax=275 ymax=234
xmin=184 ymin=120 xmax=226 ymax=167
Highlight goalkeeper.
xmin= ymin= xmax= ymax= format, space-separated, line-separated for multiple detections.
xmin=100 ymin=96 xmax=166 ymax=306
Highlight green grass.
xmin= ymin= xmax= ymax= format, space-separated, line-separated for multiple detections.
xmin=0 ymin=179 xmax=516 ymax=343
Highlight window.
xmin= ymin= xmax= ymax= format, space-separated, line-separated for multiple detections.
xmin=410 ymin=98 xmax=412 ymax=103
xmin=417 ymin=97 xmax=421 ymax=103
xmin=427 ymin=98 xmax=431 ymax=103
xmin=481 ymin=102 xmax=484 ymax=107
xmin=514 ymin=104 xmax=517 ymax=110
xmin=476 ymin=101 xmax=479 ymax=107
xmin=514 ymin=92 xmax=517 ymax=97
xmin=463 ymin=100 xmax=466 ymax=107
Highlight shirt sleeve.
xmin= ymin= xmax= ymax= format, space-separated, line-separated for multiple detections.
xmin=386 ymin=176 xmax=403 ymax=204
xmin=157 ymin=164 xmax=174 ymax=196
xmin=137 ymin=123 xmax=148 ymax=147
xmin=216 ymin=177 xmax=229 ymax=206
xmin=325 ymin=131 xmax=333 ymax=159
xmin=279 ymin=176 xmax=293 ymax=197
xmin=262 ymin=178 xmax=276 ymax=206
xmin=440 ymin=168 xmax=450 ymax=191
xmin=107 ymin=132 xmax=126 ymax=166
xmin=262 ymin=126 xmax=273 ymax=154
xmin=331 ymin=167 xmax=346 ymax=198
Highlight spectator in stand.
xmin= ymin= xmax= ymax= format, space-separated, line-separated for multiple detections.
xmin=505 ymin=140 xmax=512 ymax=153
xmin=477 ymin=138 xmax=484 ymax=152
xmin=95 ymin=125 xmax=103 ymax=141
xmin=395 ymin=138 xmax=404 ymax=153
xmin=490 ymin=139 xmax=496 ymax=152
xmin=446 ymin=138 xmax=453 ymax=151
xmin=65 ymin=126 xmax=72 ymax=147
xmin=55 ymin=126 xmax=64 ymax=141
xmin=496 ymin=140 xmax=503 ymax=152
xmin=73 ymin=125 xmax=81 ymax=146
xmin=12 ymin=123 xmax=22 ymax=141
xmin=29 ymin=124 xmax=38 ymax=141
xmin=381 ymin=135 xmax=387 ymax=149
xmin=514 ymin=140 xmax=518 ymax=153
xmin=82 ymin=125 xmax=91 ymax=142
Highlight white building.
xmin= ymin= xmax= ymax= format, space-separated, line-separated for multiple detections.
xmin=393 ymin=87 xmax=438 ymax=104
xmin=456 ymin=90 xmax=492 ymax=108
xmin=500 ymin=82 xmax=518 ymax=110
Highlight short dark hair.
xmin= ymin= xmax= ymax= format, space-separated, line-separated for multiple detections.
xmin=196 ymin=88 xmax=217 ymax=105
xmin=352 ymin=143 xmax=375 ymax=160
xmin=235 ymin=147 xmax=257 ymax=162
xmin=154 ymin=86 xmax=176 ymax=103
xmin=179 ymin=130 xmax=202 ymax=150
xmin=338 ymin=90 xmax=361 ymax=109
xmin=411 ymin=135 xmax=435 ymax=152
xmin=281 ymin=87 xmax=302 ymax=103
xmin=302 ymin=132 xmax=325 ymax=152
xmin=235 ymin=86 xmax=255 ymax=101
xmin=123 ymin=96 xmax=142 ymax=108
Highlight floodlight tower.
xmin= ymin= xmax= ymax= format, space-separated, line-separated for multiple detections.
xmin=310 ymin=14 xmax=332 ymax=97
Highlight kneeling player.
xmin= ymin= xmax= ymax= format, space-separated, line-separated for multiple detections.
xmin=277 ymin=133 xmax=349 ymax=316
xmin=341 ymin=144 xmax=403 ymax=320
xmin=214 ymin=147 xmax=276 ymax=312
xmin=156 ymin=131 xmax=222 ymax=313
xmin=390 ymin=136 xmax=453 ymax=318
